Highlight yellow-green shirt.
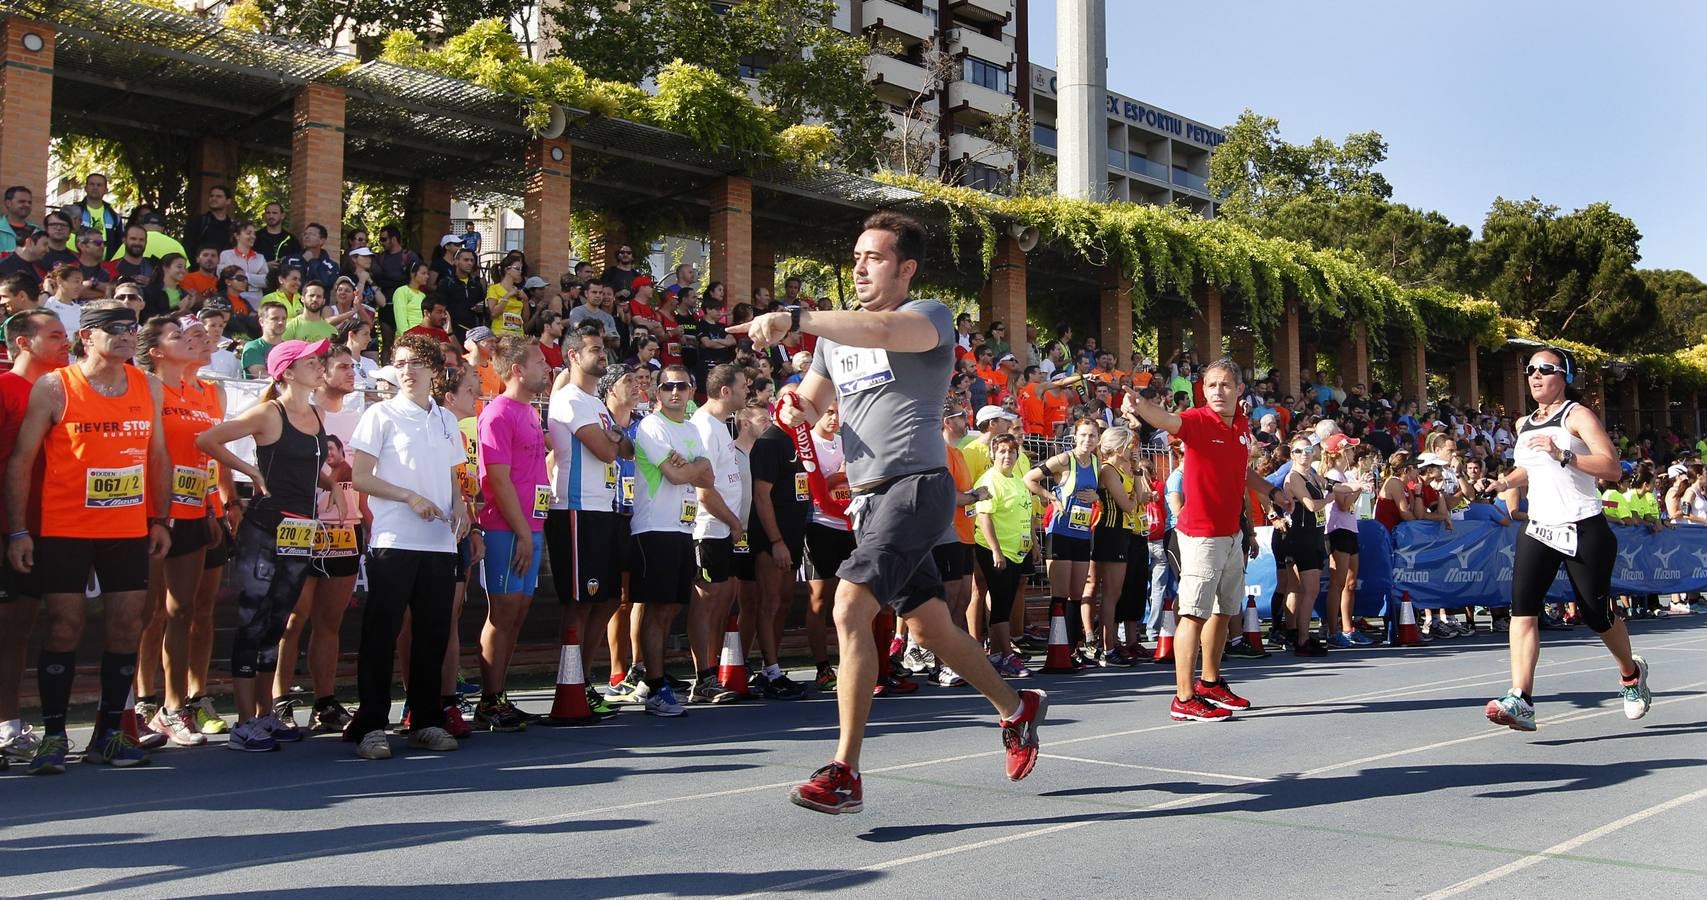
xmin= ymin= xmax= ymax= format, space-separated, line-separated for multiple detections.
xmin=487 ymin=284 xmax=526 ymax=337
xmin=974 ymin=466 xmax=1033 ymax=563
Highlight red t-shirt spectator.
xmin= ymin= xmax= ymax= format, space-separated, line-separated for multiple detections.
xmin=539 ymin=340 xmax=563 ymax=370
xmin=1174 ymin=405 xmax=1254 ymax=538
xmin=404 ymin=323 xmax=451 ymax=344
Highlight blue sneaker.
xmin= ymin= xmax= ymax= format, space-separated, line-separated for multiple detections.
xmin=1347 ymin=630 xmax=1378 ymax=646
xmin=225 ymin=719 xmax=279 ymax=752
xmin=1485 ymin=690 xmax=1536 ymax=732
xmin=1326 ymin=632 xmax=1353 ymax=649
xmin=1621 ymin=655 xmax=1651 ymax=720
xmin=27 ymin=733 xmax=70 ymax=775
xmin=83 ymin=729 xmax=150 ymax=767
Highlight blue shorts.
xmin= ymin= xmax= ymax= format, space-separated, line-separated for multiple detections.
xmin=482 ymin=529 xmax=543 ymax=598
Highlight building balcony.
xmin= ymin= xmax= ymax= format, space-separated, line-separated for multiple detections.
xmin=866 ymin=53 xmax=930 ymax=100
xmin=1127 ymin=154 xmax=1170 ymax=182
xmin=948 ymin=78 xmax=1013 ymax=120
xmin=950 ymin=131 xmax=1014 ymax=173
xmin=947 ymin=0 xmax=1014 ymax=26
xmin=947 ymin=27 xmax=1012 ymax=68
xmin=862 ymin=0 xmax=935 ymax=45
xmin=1171 ymin=167 xmax=1209 ymax=193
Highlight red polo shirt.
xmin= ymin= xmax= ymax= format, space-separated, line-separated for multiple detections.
xmin=1175 ymin=405 xmax=1253 ymax=538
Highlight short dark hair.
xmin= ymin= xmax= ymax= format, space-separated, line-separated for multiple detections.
xmin=861 ymin=210 xmax=926 ymax=266
xmin=208 ymin=184 xmax=231 ymax=198
xmin=1 ymin=271 xmax=37 ymax=297
xmin=4 ymin=185 xmax=31 ymax=200
xmin=5 ymin=308 xmax=60 ymax=343
xmin=392 ymin=333 xmax=444 ymax=373
xmin=305 ymin=222 xmax=328 ymax=240
xmin=705 ymin=363 xmax=744 ymax=398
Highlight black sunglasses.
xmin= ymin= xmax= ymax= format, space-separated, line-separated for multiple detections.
xmin=659 ymin=381 xmax=692 ymax=393
xmin=1524 ymin=363 xmax=1566 ymax=378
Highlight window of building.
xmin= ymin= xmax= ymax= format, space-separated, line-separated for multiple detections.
xmin=959 ymin=163 xmax=1007 ymax=192
xmin=962 ymin=57 xmax=1009 ymax=94
xmin=1033 ymin=123 xmax=1057 ymax=148
xmin=503 ymin=228 xmax=523 ymax=253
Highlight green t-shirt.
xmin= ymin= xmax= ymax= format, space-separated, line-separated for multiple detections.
xmin=1169 ymin=375 xmax=1193 ymax=406
xmin=241 ymin=338 xmax=275 ymax=376
xmin=974 ymin=466 xmax=1033 ymax=563
xmin=393 ymin=285 xmax=425 ymax=334
xmin=1625 ymin=489 xmax=1659 ymax=522
xmin=282 ymin=315 xmax=335 ymax=343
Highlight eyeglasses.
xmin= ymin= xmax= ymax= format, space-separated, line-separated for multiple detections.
xmin=114 ymin=292 xmax=143 ymax=302
xmin=1524 ymin=363 xmax=1566 ymax=378
xmin=394 ymin=358 xmax=434 ymax=371
xmin=659 ymin=381 xmax=692 ymax=393
xmin=95 ymin=322 xmax=140 ymax=335
xmin=1290 ymin=447 xmax=1310 ymax=455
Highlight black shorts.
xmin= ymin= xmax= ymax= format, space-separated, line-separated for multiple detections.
xmin=309 ymin=524 xmax=366 ymax=579
xmin=1115 ymin=532 xmax=1151 ymax=621
xmin=1287 ymin=532 xmax=1326 ymax=572
xmin=731 ymin=537 xmax=755 ymax=582
xmin=454 ymin=535 xmax=472 ymax=584
xmin=544 ymin=509 xmax=624 ymax=604
xmin=756 ymin=519 xmax=807 ymax=570
xmin=837 ymin=468 xmax=953 ymax=616
xmin=932 ymin=542 xmax=972 ymax=580
xmin=1047 ymin=532 xmax=1092 ymax=562
xmin=32 ymin=535 xmax=150 ymax=596
xmin=632 ymin=530 xmax=694 ymax=605
xmin=166 ymin=517 xmax=213 ymax=559
xmin=203 ymin=520 xmax=234 ymax=569
xmin=804 ymin=522 xmax=856 ymax=582
xmin=0 ymin=553 xmax=29 ymax=602
xmin=1091 ymin=528 xmax=1130 ymax=563
xmin=696 ymin=536 xmax=734 ymax=584
xmin=1328 ymin=529 xmax=1359 ymax=556
xmin=1269 ymin=529 xmax=1293 ymax=568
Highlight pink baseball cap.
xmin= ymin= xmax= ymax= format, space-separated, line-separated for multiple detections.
xmin=266 ymin=338 xmax=330 ymax=379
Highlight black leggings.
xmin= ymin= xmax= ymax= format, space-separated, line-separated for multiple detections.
xmin=229 ymin=520 xmax=316 ymax=679
xmin=975 ymin=543 xmax=1025 ymax=627
xmin=1115 ymin=532 xmax=1151 ymax=622
xmin=1510 ymin=514 xmax=1618 ymax=633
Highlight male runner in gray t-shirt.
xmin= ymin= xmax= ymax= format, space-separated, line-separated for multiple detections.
xmin=734 ymin=210 xmax=1046 ymax=816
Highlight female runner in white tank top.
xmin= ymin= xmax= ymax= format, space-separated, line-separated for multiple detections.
xmin=1485 ymin=347 xmax=1650 ymax=731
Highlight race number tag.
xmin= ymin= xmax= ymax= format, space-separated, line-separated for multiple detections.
xmin=794 ymin=472 xmax=810 ymax=502
xmin=1068 ymin=504 xmax=1093 ymax=532
xmin=1020 ymin=534 xmax=1034 ymax=555
xmin=171 ymin=465 xmax=208 ymax=508
xmin=605 ymin=462 xmax=618 ymax=491
xmin=733 ymin=532 xmax=750 ymax=555
xmin=86 ymin=465 xmax=144 ymax=509
xmin=621 ymin=475 xmax=635 ymax=505
xmin=964 ymin=503 xmax=976 ymax=519
xmin=314 ymin=524 xmax=359 ymax=559
xmin=1527 ymin=521 xmax=1578 ymax=557
xmin=680 ymin=498 xmax=698 ymax=525
xmin=533 ymin=485 xmax=552 ymax=519
xmin=829 ymin=346 xmax=894 ymax=396
xmin=276 ymin=519 xmax=317 ymax=557
xmin=502 ymin=309 xmax=525 ymax=334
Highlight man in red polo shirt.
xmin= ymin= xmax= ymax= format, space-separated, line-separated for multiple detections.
xmin=1128 ymin=358 xmax=1288 ymax=722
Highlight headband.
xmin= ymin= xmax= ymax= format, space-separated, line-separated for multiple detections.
xmin=81 ymin=307 xmax=138 ymax=331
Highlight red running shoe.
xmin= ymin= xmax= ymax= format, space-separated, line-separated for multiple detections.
xmin=442 ymin=705 xmax=473 ymax=739
xmin=1194 ymin=679 xmax=1251 ymax=711
xmin=1000 ymin=688 xmax=1048 ymax=781
xmin=1169 ymin=695 xmax=1232 ymax=722
xmin=790 ymin=761 xmax=864 ymax=814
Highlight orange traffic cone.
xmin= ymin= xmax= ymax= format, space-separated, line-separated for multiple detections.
xmin=1241 ymin=592 xmax=1268 ymax=654
xmin=545 ymin=623 xmax=597 ymax=726
xmin=1394 ymin=592 xmax=1423 ymax=647
xmin=718 ymin=614 xmax=752 ymax=700
xmin=1153 ymin=597 xmax=1177 ymax=664
xmin=119 ymin=687 xmax=144 ymax=742
xmin=872 ymin=608 xmax=917 ymax=696
xmin=1041 ymin=599 xmax=1077 ymax=674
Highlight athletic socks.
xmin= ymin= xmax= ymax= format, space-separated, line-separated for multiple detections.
xmin=98 ymin=652 xmax=137 ymax=735
xmin=764 ymin=663 xmax=782 ymax=680
xmin=37 ymin=650 xmax=76 ymax=737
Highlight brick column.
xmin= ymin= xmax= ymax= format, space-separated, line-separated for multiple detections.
xmin=1398 ymin=336 xmax=1428 ymax=410
xmin=978 ymin=236 xmax=1027 ymax=346
xmin=708 ymin=175 xmax=752 ymax=309
xmin=411 ymin=177 xmax=453 ymax=261
xmin=1453 ymin=341 xmax=1480 ymax=408
xmin=1098 ymin=267 xmax=1133 ymax=364
xmin=1299 ymin=336 xmax=1318 ymax=380
xmin=1272 ymin=300 xmax=1301 ymax=400
xmin=1228 ymin=333 xmax=1256 ymax=375
xmin=288 ymin=83 xmax=345 ymax=242
xmin=1618 ymin=372 xmax=1641 ymax=434
xmin=1191 ymin=284 xmax=1223 ymax=360
xmin=1156 ymin=315 xmax=1184 ymax=371
xmin=1337 ymin=321 xmax=1370 ymax=391
xmin=188 ymin=136 xmax=240 ymax=219
xmin=751 ymin=234 xmax=776 ymax=304
xmin=0 ymin=19 xmax=54 ymax=203
xmin=586 ymin=224 xmax=629 ymax=272
xmin=522 ymin=137 xmax=571 ymax=291
xmin=1500 ymin=350 xmax=1526 ymax=417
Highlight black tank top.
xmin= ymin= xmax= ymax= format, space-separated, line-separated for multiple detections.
xmin=248 ymin=399 xmax=326 ymax=532
xmin=1288 ymin=472 xmax=1326 ymax=541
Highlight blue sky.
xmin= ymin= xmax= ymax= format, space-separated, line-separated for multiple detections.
xmin=1028 ymin=0 xmax=1706 ymax=276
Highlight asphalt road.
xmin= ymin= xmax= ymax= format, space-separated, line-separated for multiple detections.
xmin=6 ymin=616 xmax=1707 ymax=899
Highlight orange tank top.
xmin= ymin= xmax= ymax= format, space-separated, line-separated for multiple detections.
xmin=40 ymin=364 xmax=153 ymax=539
xmin=163 ymin=377 xmax=222 ymax=520
xmin=947 ymin=444 xmax=976 ymax=544
xmin=204 ymin=382 xmax=229 ymax=520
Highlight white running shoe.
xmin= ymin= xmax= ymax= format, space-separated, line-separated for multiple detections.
xmin=1620 ymin=655 xmax=1651 ymax=720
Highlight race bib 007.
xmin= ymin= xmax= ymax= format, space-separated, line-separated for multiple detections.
xmin=830 ymin=346 xmax=894 ymax=396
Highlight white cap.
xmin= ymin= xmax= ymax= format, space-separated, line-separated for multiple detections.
xmin=439 ymin=233 xmax=463 ymax=247
xmin=975 ymin=405 xmax=1017 ymax=426
xmin=346 ymin=246 xmax=373 ymax=257
xmin=1416 ymin=452 xmax=1447 ymax=468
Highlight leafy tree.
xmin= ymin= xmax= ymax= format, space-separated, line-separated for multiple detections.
xmin=1638 ymin=269 xmax=1707 ymax=352
xmin=1206 ymin=109 xmax=1393 ymax=223
xmin=1264 ymin=195 xmax=1473 ymax=289
xmin=1472 ymin=197 xmax=1656 ymax=351
xmin=239 ymin=0 xmax=534 ymax=56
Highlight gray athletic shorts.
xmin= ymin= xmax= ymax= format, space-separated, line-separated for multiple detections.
xmin=838 ymin=468 xmax=954 ymax=616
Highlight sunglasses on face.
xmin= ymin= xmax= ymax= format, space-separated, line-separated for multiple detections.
xmin=1525 ymin=363 xmax=1566 ymax=378
xmin=95 ymin=322 xmax=140 ymax=335
xmin=659 ymin=381 xmax=692 ymax=393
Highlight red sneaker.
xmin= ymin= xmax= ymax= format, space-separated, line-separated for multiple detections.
xmin=789 ymin=761 xmax=864 ymax=814
xmin=442 ymin=705 xmax=472 ymax=739
xmin=1194 ymin=679 xmax=1251 ymax=711
xmin=1000 ymin=688 xmax=1048 ymax=781
xmin=1169 ymin=695 xmax=1232 ymax=722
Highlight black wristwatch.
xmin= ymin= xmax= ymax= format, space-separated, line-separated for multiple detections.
xmin=786 ymin=305 xmax=802 ymax=334
xmin=1559 ymin=449 xmax=1574 ymax=468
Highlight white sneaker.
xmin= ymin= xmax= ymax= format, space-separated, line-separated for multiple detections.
xmin=644 ymin=684 xmax=685 ymax=717
xmin=406 ymin=727 xmax=457 ymax=752
xmin=934 ymin=666 xmax=966 ymax=687
xmin=356 ymin=729 xmax=392 ymax=759
xmin=151 ymin=707 xmax=207 ymax=747
xmin=0 ymin=723 xmax=42 ymax=763
xmin=1620 ymin=656 xmax=1651 ymax=720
